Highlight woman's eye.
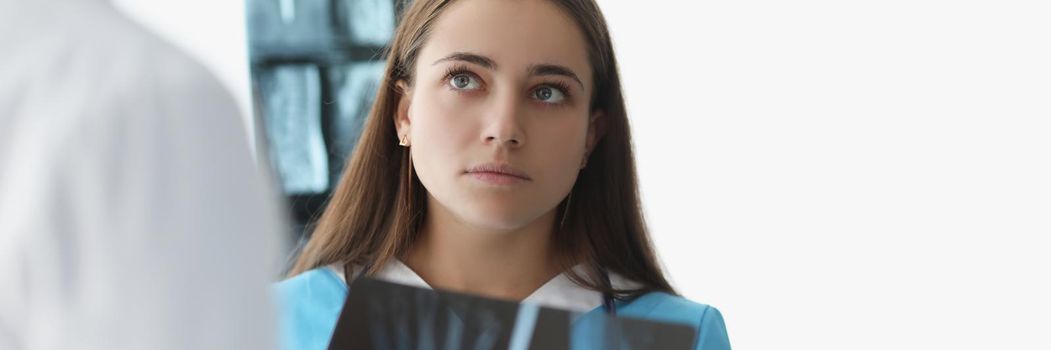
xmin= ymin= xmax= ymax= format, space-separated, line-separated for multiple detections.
xmin=533 ymin=86 xmax=565 ymax=103
xmin=449 ymin=74 xmax=480 ymax=90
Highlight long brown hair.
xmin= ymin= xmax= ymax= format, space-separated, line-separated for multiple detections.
xmin=289 ymin=0 xmax=676 ymax=299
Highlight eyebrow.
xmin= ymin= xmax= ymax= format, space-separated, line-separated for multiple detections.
xmin=433 ymin=52 xmax=497 ymax=70
xmin=529 ymin=64 xmax=584 ymax=89
xmin=433 ymin=52 xmax=585 ymax=89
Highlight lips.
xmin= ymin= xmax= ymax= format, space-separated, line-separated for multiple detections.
xmin=465 ymin=163 xmax=532 ymax=181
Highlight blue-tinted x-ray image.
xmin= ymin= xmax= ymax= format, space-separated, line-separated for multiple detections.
xmin=257 ymin=64 xmax=327 ymax=194
xmin=328 ymin=61 xmax=386 ymax=159
xmin=246 ymin=0 xmax=402 ymax=244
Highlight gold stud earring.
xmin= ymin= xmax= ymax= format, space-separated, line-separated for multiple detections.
xmin=399 ymin=135 xmax=409 ymax=147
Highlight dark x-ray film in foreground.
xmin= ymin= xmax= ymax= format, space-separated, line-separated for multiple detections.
xmin=329 ymin=278 xmax=698 ymax=350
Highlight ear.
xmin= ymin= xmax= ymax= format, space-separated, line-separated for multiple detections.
xmin=585 ymin=109 xmax=606 ymax=155
xmin=394 ymin=80 xmax=413 ymax=141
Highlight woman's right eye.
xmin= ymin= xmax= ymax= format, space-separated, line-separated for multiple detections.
xmin=448 ymin=73 xmax=481 ymax=90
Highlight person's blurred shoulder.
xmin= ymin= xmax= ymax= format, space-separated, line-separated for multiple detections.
xmin=1 ymin=0 xmax=237 ymax=137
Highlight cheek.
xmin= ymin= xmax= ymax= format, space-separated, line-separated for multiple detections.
xmin=530 ymin=115 xmax=590 ymax=187
xmin=536 ymin=112 xmax=588 ymax=157
xmin=412 ymin=101 xmax=455 ymax=144
xmin=411 ymin=89 xmax=477 ymax=141
xmin=407 ymin=92 xmax=474 ymax=184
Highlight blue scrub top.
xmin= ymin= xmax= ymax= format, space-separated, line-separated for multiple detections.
xmin=275 ymin=268 xmax=731 ymax=350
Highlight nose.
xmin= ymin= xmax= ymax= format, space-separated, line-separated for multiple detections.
xmin=481 ymin=90 xmax=525 ymax=148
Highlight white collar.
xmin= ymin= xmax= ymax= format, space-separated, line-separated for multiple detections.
xmin=328 ymin=260 xmax=638 ymax=313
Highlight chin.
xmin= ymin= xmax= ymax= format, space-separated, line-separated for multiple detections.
xmin=456 ymin=203 xmax=538 ymax=232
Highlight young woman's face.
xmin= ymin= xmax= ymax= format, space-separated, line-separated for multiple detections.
xmin=396 ymin=0 xmax=602 ymax=232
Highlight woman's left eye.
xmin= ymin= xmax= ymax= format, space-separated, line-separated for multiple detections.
xmin=533 ymin=86 xmax=566 ymax=103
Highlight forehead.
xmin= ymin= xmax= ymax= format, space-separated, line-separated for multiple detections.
xmin=417 ymin=0 xmax=592 ymax=84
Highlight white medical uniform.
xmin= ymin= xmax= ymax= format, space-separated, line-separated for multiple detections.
xmin=332 ymin=260 xmax=641 ymax=313
xmin=0 ymin=0 xmax=284 ymax=349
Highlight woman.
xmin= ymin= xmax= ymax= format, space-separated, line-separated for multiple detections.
xmin=276 ymin=0 xmax=731 ymax=349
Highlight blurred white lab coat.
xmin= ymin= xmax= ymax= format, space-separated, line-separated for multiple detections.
xmin=0 ymin=0 xmax=285 ymax=349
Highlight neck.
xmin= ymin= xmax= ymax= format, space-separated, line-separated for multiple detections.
xmin=402 ymin=197 xmax=563 ymax=302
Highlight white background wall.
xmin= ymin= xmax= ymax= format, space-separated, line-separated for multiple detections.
xmin=598 ymin=0 xmax=1050 ymax=349
xmin=114 ymin=0 xmax=1050 ymax=348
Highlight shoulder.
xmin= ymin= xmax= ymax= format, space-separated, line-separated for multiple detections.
xmin=2 ymin=2 xmax=224 ymax=99
xmin=273 ymin=267 xmax=348 ymax=350
xmin=276 ymin=266 xmax=346 ymax=297
xmin=1 ymin=2 xmax=238 ymax=161
xmin=618 ymin=292 xmax=732 ymax=350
